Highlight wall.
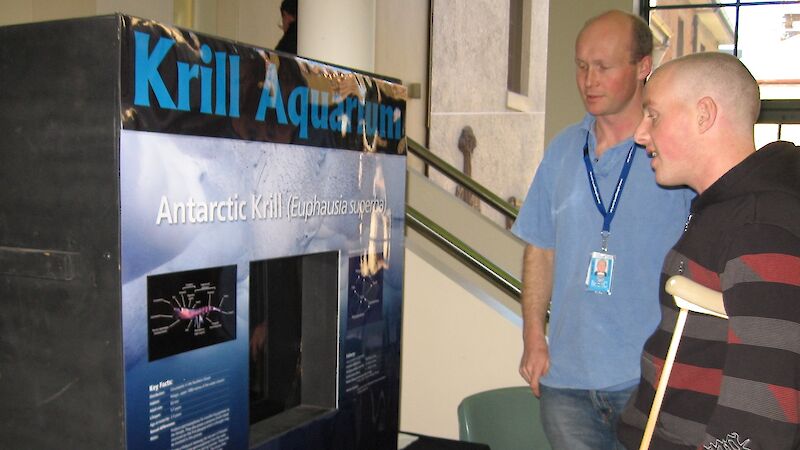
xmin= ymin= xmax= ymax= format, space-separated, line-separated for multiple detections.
xmin=374 ymin=0 xmax=430 ymax=145
xmin=0 ymin=0 xmax=282 ymax=49
xmin=197 ymin=0 xmax=283 ymax=51
xmin=401 ymin=243 xmax=523 ymax=439
xmin=0 ymin=0 xmax=173 ymax=25
xmin=427 ymin=0 xmax=548 ymax=227
xmin=174 ymin=0 xmax=284 ymax=51
xmin=298 ymin=0 xmax=375 ymax=72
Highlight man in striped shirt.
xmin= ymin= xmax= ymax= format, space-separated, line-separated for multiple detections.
xmin=617 ymin=52 xmax=800 ymax=449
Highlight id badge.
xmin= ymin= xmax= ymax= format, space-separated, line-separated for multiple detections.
xmin=586 ymin=251 xmax=614 ymax=295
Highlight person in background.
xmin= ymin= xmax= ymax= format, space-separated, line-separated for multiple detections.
xmin=511 ymin=10 xmax=693 ymax=449
xmin=275 ymin=0 xmax=297 ymax=54
xmin=618 ymin=51 xmax=800 ymax=450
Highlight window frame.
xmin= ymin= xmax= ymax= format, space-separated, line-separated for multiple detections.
xmin=639 ymin=0 xmax=800 ymax=136
xmin=639 ymin=0 xmax=800 ymax=59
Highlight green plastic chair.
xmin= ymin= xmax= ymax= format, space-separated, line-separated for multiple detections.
xmin=457 ymin=386 xmax=551 ymax=450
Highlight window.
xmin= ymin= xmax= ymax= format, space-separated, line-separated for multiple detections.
xmin=508 ymin=0 xmax=525 ymax=94
xmin=756 ymin=100 xmax=800 ymax=147
xmin=507 ymin=0 xmax=532 ymax=110
xmin=641 ymin=1 xmax=800 ymax=145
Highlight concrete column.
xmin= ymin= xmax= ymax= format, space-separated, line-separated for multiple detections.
xmin=297 ymin=0 xmax=375 ymax=72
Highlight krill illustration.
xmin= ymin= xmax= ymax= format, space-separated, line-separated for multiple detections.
xmin=150 ymin=282 xmax=234 ymax=336
xmin=349 ymin=271 xmax=381 ymax=321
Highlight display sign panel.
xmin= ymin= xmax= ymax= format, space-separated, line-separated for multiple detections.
xmin=120 ymin=16 xmax=406 ymax=155
xmin=120 ymin=129 xmax=405 ymax=449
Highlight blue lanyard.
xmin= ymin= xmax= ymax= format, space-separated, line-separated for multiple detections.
xmin=582 ymin=132 xmax=636 ymax=241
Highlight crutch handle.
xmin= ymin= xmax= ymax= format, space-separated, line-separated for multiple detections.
xmin=665 ymin=275 xmax=727 ymax=319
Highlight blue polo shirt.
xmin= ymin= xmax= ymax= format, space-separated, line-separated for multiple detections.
xmin=512 ymin=114 xmax=693 ymax=390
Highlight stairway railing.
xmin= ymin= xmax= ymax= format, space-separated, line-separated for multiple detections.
xmin=405 ymin=139 xmax=522 ymax=302
xmin=407 ymin=139 xmax=519 ymax=221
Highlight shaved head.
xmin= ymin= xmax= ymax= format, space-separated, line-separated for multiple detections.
xmin=635 ymin=52 xmax=760 ymax=193
xmin=651 ymin=52 xmax=760 ymax=125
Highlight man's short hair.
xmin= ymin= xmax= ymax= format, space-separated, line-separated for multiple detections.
xmin=630 ymin=14 xmax=654 ymax=62
xmin=661 ymin=52 xmax=761 ymax=123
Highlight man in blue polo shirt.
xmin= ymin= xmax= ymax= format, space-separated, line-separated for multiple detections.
xmin=511 ymin=10 xmax=692 ymax=449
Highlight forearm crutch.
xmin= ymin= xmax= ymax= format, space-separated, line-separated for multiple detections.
xmin=639 ymin=275 xmax=728 ymax=450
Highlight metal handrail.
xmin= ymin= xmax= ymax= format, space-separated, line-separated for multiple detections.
xmin=406 ymin=206 xmax=521 ymax=301
xmin=407 ymin=138 xmax=519 ymax=220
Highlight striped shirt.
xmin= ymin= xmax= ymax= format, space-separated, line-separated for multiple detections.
xmin=618 ymin=141 xmax=800 ymax=449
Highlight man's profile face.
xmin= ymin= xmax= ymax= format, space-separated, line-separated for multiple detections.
xmin=575 ymin=19 xmax=644 ymax=118
xmin=635 ymin=69 xmax=695 ymax=187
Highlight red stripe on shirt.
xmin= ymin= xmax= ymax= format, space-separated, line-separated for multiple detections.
xmin=728 ymin=328 xmax=742 ymax=345
xmin=740 ymin=254 xmax=800 ymax=287
xmin=687 ymin=260 xmax=722 ymax=291
xmin=768 ymin=384 xmax=800 ymax=423
xmin=652 ymin=357 xmax=722 ymax=396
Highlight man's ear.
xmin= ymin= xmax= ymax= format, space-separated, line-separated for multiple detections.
xmin=637 ymin=55 xmax=653 ymax=81
xmin=697 ymin=96 xmax=717 ymax=134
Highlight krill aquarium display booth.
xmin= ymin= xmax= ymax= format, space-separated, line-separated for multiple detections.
xmin=0 ymin=15 xmax=406 ymax=450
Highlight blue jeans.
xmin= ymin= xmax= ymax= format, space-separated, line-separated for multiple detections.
xmin=539 ymin=384 xmax=635 ymax=450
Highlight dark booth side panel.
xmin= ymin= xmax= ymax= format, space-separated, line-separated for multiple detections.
xmin=0 ymin=13 xmax=407 ymax=450
xmin=0 ymin=16 xmax=124 ymax=449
